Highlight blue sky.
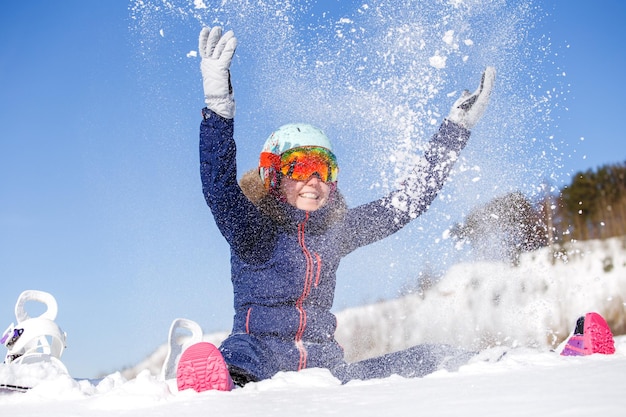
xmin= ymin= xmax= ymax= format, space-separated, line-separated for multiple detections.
xmin=1 ymin=0 xmax=624 ymax=378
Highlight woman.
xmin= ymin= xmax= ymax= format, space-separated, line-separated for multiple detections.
xmin=176 ymin=26 xmax=495 ymax=392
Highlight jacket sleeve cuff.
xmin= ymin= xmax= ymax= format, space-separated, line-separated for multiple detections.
xmin=202 ymin=107 xmax=233 ymax=122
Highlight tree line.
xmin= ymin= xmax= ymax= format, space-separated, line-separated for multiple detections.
xmin=555 ymin=161 xmax=626 ymax=241
xmin=450 ymin=161 xmax=626 ymax=264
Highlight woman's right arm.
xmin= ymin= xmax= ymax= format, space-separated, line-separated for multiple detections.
xmin=200 ymin=109 xmax=274 ymax=256
xmin=197 ymin=27 xmax=275 ymax=257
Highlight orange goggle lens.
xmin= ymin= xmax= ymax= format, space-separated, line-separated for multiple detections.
xmin=279 ymin=146 xmax=338 ymax=183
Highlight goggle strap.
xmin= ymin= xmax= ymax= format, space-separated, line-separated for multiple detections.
xmin=259 ymin=152 xmax=281 ymax=169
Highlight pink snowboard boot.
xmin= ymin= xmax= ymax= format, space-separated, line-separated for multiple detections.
xmin=176 ymin=342 xmax=235 ymax=392
xmin=560 ymin=312 xmax=615 ymax=356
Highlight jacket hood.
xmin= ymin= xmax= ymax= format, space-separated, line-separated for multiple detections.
xmin=239 ymin=169 xmax=347 ymax=232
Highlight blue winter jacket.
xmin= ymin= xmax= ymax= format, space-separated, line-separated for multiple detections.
xmin=199 ymin=108 xmax=470 ymax=382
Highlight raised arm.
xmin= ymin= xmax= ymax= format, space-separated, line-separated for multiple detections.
xmin=198 ymin=27 xmax=275 ymax=257
xmin=339 ymin=67 xmax=496 ymax=253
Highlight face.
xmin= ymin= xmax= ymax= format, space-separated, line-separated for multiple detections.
xmin=280 ymin=175 xmax=331 ymax=211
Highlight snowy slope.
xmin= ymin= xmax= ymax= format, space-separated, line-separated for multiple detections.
xmin=122 ymin=236 xmax=626 ymax=378
xmin=2 ymin=339 xmax=625 ymax=417
xmin=334 ymin=237 xmax=626 ymax=363
xmin=2 ymin=237 xmax=625 ymax=416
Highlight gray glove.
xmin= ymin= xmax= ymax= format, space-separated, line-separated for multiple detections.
xmin=199 ymin=26 xmax=237 ymax=119
xmin=447 ymin=66 xmax=496 ymax=130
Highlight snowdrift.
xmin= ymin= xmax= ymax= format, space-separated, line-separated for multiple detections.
xmin=2 ymin=237 xmax=625 ymax=417
xmin=122 ymin=237 xmax=626 ymax=379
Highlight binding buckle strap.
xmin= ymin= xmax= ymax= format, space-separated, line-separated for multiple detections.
xmin=1 ymin=324 xmax=23 ymax=348
xmin=2 ymin=290 xmax=67 ymax=364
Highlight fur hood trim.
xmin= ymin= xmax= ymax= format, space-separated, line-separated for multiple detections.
xmin=239 ymin=169 xmax=347 ymax=229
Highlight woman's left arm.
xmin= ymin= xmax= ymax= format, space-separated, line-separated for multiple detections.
xmin=340 ymin=67 xmax=496 ymax=252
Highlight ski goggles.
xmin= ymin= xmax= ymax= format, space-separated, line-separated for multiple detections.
xmin=260 ymin=146 xmax=339 ymax=183
xmin=280 ymin=146 xmax=339 ymax=183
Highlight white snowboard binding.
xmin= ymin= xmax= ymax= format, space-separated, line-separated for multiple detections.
xmin=160 ymin=318 xmax=203 ymax=381
xmin=1 ymin=290 xmax=68 ymax=391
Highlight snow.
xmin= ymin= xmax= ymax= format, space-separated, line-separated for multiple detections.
xmin=2 ymin=237 xmax=626 ymax=416
xmin=443 ymin=30 xmax=455 ymax=46
xmin=2 ymin=342 xmax=625 ymax=416
xmin=429 ymin=54 xmax=448 ymax=69
xmin=193 ymin=0 xmax=207 ymax=9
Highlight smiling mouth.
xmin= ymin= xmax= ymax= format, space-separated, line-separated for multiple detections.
xmin=299 ymin=192 xmax=319 ymax=200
